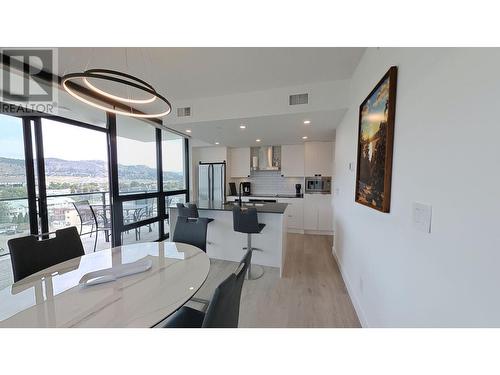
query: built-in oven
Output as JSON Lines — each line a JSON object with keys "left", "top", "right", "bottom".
{"left": 305, "top": 176, "right": 331, "bottom": 194}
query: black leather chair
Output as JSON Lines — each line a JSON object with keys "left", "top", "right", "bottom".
{"left": 172, "top": 217, "right": 210, "bottom": 252}
{"left": 8, "top": 226, "right": 85, "bottom": 282}
{"left": 164, "top": 249, "right": 252, "bottom": 328}
{"left": 232, "top": 207, "right": 265, "bottom": 280}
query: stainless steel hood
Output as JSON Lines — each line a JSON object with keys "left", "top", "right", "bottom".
{"left": 251, "top": 146, "right": 281, "bottom": 171}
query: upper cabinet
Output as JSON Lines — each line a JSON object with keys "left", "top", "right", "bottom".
{"left": 229, "top": 147, "right": 251, "bottom": 178}
{"left": 304, "top": 141, "right": 333, "bottom": 177}
{"left": 281, "top": 144, "right": 305, "bottom": 177}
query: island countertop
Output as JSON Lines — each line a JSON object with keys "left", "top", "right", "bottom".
{"left": 169, "top": 200, "right": 288, "bottom": 214}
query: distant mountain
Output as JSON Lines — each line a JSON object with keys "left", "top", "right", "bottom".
{"left": 0, "top": 157, "right": 183, "bottom": 182}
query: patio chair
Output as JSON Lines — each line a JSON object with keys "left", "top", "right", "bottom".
{"left": 72, "top": 200, "right": 111, "bottom": 252}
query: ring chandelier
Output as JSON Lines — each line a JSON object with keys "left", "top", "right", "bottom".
{"left": 62, "top": 69, "right": 171, "bottom": 118}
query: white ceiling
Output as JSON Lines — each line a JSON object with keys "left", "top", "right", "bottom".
{"left": 41, "top": 48, "right": 364, "bottom": 146}
{"left": 175, "top": 109, "right": 345, "bottom": 147}
{"left": 56, "top": 48, "right": 365, "bottom": 100}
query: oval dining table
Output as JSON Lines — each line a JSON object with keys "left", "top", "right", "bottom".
{"left": 0, "top": 241, "right": 210, "bottom": 328}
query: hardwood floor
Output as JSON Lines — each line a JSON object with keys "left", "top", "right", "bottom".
{"left": 190, "top": 233, "right": 361, "bottom": 328}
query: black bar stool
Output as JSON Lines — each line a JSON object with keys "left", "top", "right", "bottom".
{"left": 177, "top": 203, "right": 214, "bottom": 223}
{"left": 232, "top": 206, "right": 265, "bottom": 280}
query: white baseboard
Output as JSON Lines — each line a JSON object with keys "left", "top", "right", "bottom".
{"left": 332, "top": 246, "right": 369, "bottom": 327}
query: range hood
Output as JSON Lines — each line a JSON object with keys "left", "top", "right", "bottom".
{"left": 251, "top": 146, "right": 281, "bottom": 171}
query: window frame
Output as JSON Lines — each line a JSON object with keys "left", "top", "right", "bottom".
{"left": 0, "top": 103, "right": 190, "bottom": 248}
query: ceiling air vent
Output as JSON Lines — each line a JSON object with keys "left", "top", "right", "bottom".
{"left": 289, "top": 93, "right": 308, "bottom": 106}
{"left": 177, "top": 107, "right": 191, "bottom": 117}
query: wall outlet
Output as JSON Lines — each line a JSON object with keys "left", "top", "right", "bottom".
{"left": 412, "top": 202, "right": 432, "bottom": 233}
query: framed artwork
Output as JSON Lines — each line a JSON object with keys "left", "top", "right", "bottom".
{"left": 355, "top": 66, "right": 398, "bottom": 213}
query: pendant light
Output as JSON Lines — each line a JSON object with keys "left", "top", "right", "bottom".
{"left": 61, "top": 49, "right": 171, "bottom": 118}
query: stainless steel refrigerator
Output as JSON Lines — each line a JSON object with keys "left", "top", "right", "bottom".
{"left": 198, "top": 162, "right": 226, "bottom": 202}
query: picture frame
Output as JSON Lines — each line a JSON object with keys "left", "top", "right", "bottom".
{"left": 355, "top": 66, "right": 398, "bottom": 213}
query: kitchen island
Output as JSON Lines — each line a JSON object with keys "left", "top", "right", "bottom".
{"left": 168, "top": 200, "right": 288, "bottom": 277}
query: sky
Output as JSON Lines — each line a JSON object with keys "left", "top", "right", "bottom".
{"left": 0, "top": 115, "right": 184, "bottom": 172}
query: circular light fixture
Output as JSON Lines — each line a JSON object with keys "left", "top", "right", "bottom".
{"left": 240, "top": 124, "right": 246, "bottom": 129}
{"left": 256, "top": 139, "right": 261, "bottom": 142}
{"left": 302, "top": 136, "right": 308, "bottom": 140}
{"left": 215, "top": 142, "right": 220, "bottom": 145}
{"left": 186, "top": 129, "right": 192, "bottom": 133}
{"left": 304, "top": 120, "right": 311, "bottom": 124}
{"left": 61, "top": 69, "right": 172, "bottom": 118}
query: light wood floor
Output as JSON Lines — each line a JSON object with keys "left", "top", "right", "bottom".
{"left": 190, "top": 233, "right": 360, "bottom": 328}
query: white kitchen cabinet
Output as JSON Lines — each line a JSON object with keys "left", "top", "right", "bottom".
{"left": 281, "top": 144, "right": 305, "bottom": 177}
{"left": 229, "top": 147, "right": 250, "bottom": 178}
{"left": 304, "top": 194, "right": 333, "bottom": 232}
{"left": 304, "top": 141, "right": 333, "bottom": 177}
{"left": 277, "top": 198, "right": 304, "bottom": 231}
{"left": 317, "top": 196, "right": 333, "bottom": 231}
{"left": 304, "top": 194, "right": 319, "bottom": 230}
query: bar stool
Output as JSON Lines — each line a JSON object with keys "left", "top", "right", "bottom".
{"left": 177, "top": 203, "right": 214, "bottom": 223}
{"left": 232, "top": 206, "right": 265, "bottom": 280}
{"left": 176, "top": 203, "right": 199, "bottom": 219}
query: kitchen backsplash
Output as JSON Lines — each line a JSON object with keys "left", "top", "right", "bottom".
{"left": 230, "top": 170, "right": 304, "bottom": 195}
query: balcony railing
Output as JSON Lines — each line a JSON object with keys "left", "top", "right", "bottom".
{"left": 0, "top": 189, "right": 187, "bottom": 257}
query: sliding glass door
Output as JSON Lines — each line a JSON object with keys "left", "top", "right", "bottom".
{"left": 40, "top": 118, "right": 110, "bottom": 251}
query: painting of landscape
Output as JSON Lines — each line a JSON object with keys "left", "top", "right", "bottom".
{"left": 355, "top": 66, "right": 397, "bottom": 212}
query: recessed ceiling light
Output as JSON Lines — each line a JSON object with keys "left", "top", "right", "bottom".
{"left": 215, "top": 142, "right": 220, "bottom": 145}
{"left": 256, "top": 139, "right": 261, "bottom": 142}
{"left": 239, "top": 124, "right": 246, "bottom": 129}
{"left": 186, "top": 129, "right": 192, "bottom": 133}
{"left": 302, "top": 136, "right": 308, "bottom": 140}
{"left": 304, "top": 120, "right": 311, "bottom": 124}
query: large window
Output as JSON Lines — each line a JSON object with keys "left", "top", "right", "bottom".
{"left": 162, "top": 131, "right": 185, "bottom": 191}
{"left": 41, "top": 119, "right": 109, "bottom": 244}
{"left": 113, "top": 117, "right": 189, "bottom": 244}
{"left": 117, "top": 116, "right": 158, "bottom": 195}
{"left": 0, "top": 114, "right": 29, "bottom": 288}
{"left": 0, "top": 109, "right": 189, "bottom": 288}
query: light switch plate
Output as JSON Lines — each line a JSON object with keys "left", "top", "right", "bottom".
{"left": 412, "top": 202, "right": 432, "bottom": 233}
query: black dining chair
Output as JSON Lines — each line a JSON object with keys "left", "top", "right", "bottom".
{"left": 8, "top": 226, "right": 85, "bottom": 282}
{"left": 163, "top": 249, "right": 252, "bottom": 328}
{"left": 172, "top": 217, "right": 210, "bottom": 252}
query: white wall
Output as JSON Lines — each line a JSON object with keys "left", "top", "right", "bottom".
{"left": 334, "top": 48, "right": 500, "bottom": 327}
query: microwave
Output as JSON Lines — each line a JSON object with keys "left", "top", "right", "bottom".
{"left": 305, "top": 176, "right": 331, "bottom": 194}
